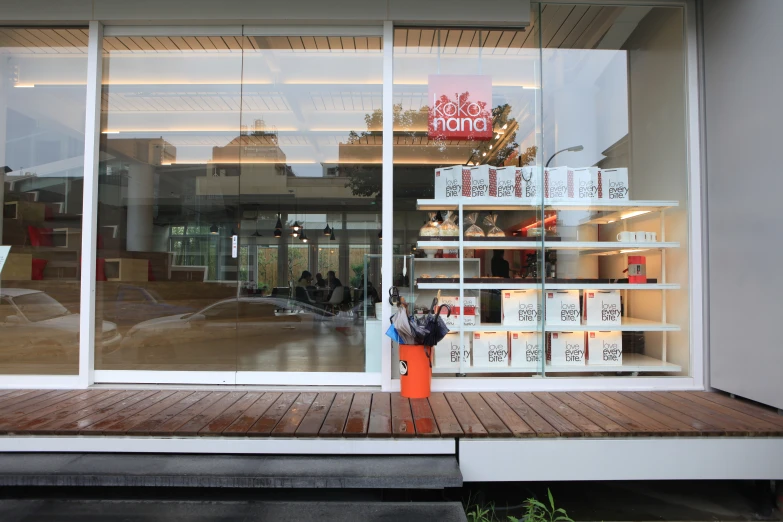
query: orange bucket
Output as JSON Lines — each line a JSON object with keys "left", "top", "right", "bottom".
{"left": 400, "top": 344, "right": 432, "bottom": 399}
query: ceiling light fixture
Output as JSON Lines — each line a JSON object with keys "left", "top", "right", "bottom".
{"left": 324, "top": 224, "right": 331, "bottom": 236}
{"left": 209, "top": 223, "right": 218, "bottom": 235}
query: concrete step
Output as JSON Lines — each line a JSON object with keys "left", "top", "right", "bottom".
{"left": 0, "top": 499, "right": 468, "bottom": 522}
{"left": 0, "top": 453, "right": 463, "bottom": 489}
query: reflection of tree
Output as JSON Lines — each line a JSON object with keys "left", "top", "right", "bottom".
{"left": 257, "top": 247, "right": 278, "bottom": 291}
{"left": 317, "top": 248, "right": 340, "bottom": 279}
{"left": 287, "top": 245, "right": 309, "bottom": 284}
{"left": 344, "top": 103, "right": 535, "bottom": 200}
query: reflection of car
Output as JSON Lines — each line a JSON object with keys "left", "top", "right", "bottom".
{"left": 120, "top": 297, "right": 321, "bottom": 361}
{"left": 0, "top": 289, "right": 122, "bottom": 362}
{"left": 102, "top": 285, "right": 195, "bottom": 332}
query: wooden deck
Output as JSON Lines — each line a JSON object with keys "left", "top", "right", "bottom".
{"left": 0, "top": 389, "right": 780, "bottom": 439}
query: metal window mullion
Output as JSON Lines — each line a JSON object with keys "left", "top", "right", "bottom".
{"left": 381, "top": 21, "right": 393, "bottom": 391}
{"left": 78, "top": 21, "right": 103, "bottom": 388}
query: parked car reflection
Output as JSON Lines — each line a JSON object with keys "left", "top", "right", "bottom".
{"left": 101, "top": 284, "right": 196, "bottom": 333}
{"left": 117, "top": 296, "right": 359, "bottom": 366}
{"left": 0, "top": 288, "right": 122, "bottom": 365}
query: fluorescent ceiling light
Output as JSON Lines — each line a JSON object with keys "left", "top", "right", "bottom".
{"left": 102, "top": 131, "right": 120, "bottom": 134}
{"left": 620, "top": 249, "right": 645, "bottom": 253}
{"left": 14, "top": 84, "right": 34, "bottom": 88}
{"left": 620, "top": 210, "right": 651, "bottom": 220}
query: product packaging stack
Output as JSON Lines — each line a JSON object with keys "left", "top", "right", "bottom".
{"left": 597, "top": 168, "right": 630, "bottom": 200}
{"left": 571, "top": 167, "right": 600, "bottom": 202}
{"left": 465, "top": 165, "right": 491, "bottom": 198}
{"left": 543, "top": 166, "right": 572, "bottom": 202}
{"left": 439, "top": 296, "right": 479, "bottom": 327}
{"left": 583, "top": 290, "right": 622, "bottom": 326}
{"left": 434, "top": 332, "right": 471, "bottom": 369}
{"left": 545, "top": 290, "right": 581, "bottom": 326}
{"left": 510, "top": 332, "right": 541, "bottom": 370}
{"left": 502, "top": 290, "right": 541, "bottom": 327}
{"left": 434, "top": 165, "right": 466, "bottom": 199}
{"left": 548, "top": 331, "right": 586, "bottom": 366}
{"left": 586, "top": 331, "right": 622, "bottom": 365}
{"left": 519, "top": 166, "right": 542, "bottom": 204}
{"left": 472, "top": 331, "right": 509, "bottom": 367}
{"left": 490, "top": 166, "right": 518, "bottom": 199}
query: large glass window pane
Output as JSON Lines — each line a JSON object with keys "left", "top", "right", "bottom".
{"left": 393, "top": 26, "right": 545, "bottom": 379}
{"left": 0, "top": 28, "right": 88, "bottom": 375}
{"left": 539, "top": 4, "right": 689, "bottom": 377}
{"left": 235, "top": 34, "right": 383, "bottom": 373}
{"left": 95, "top": 35, "right": 243, "bottom": 371}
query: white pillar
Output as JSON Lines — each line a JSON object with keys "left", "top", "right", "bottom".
{"left": 125, "top": 163, "right": 154, "bottom": 252}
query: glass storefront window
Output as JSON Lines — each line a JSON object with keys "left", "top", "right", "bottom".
{"left": 95, "top": 32, "right": 383, "bottom": 375}
{"left": 0, "top": 28, "right": 88, "bottom": 375}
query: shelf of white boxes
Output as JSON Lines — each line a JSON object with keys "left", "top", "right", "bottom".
{"left": 416, "top": 197, "right": 682, "bottom": 375}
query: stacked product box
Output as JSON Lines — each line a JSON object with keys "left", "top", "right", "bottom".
{"left": 432, "top": 165, "right": 544, "bottom": 201}
{"left": 510, "top": 332, "right": 541, "bottom": 370}
{"left": 501, "top": 289, "right": 541, "bottom": 327}
{"left": 545, "top": 290, "right": 581, "bottom": 327}
{"left": 542, "top": 166, "right": 631, "bottom": 203}
{"left": 472, "top": 331, "right": 509, "bottom": 367}
{"left": 597, "top": 168, "right": 629, "bottom": 200}
{"left": 543, "top": 166, "right": 572, "bottom": 202}
{"left": 439, "top": 296, "right": 479, "bottom": 327}
{"left": 434, "top": 165, "right": 466, "bottom": 199}
{"left": 549, "top": 331, "right": 586, "bottom": 366}
{"left": 434, "top": 332, "right": 471, "bottom": 369}
{"left": 583, "top": 289, "right": 623, "bottom": 365}
{"left": 571, "top": 167, "right": 600, "bottom": 202}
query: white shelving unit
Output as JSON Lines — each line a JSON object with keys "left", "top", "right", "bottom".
{"left": 416, "top": 197, "right": 682, "bottom": 376}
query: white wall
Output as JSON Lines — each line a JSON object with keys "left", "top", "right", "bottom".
{"left": 703, "top": 0, "right": 783, "bottom": 409}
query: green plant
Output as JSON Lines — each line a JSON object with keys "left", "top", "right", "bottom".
{"left": 509, "top": 489, "right": 574, "bottom": 522}
{"left": 465, "top": 498, "right": 498, "bottom": 522}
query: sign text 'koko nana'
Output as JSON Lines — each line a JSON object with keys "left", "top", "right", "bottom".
{"left": 428, "top": 74, "right": 493, "bottom": 141}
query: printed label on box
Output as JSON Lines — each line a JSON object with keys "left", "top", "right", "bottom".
{"left": 583, "top": 290, "right": 621, "bottom": 326}
{"left": 510, "top": 332, "right": 541, "bottom": 369}
{"left": 544, "top": 166, "right": 572, "bottom": 202}
{"left": 466, "top": 165, "right": 490, "bottom": 198}
{"left": 550, "top": 331, "right": 586, "bottom": 366}
{"left": 473, "top": 331, "right": 509, "bottom": 367}
{"left": 434, "top": 166, "right": 463, "bottom": 199}
{"left": 598, "top": 168, "right": 630, "bottom": 200}
{"left": 572, "top": 167, "right": 599, "bottom": 201}
{"left": 502, "top": 290, "right": 541, "bottom": 326}
{"left": 587, "top": 331, "right": 622, "bottom": 365}
{"left": 491, "top": 166, "right": 517, "bottom": 199}
{"left": 434, "top": 333, "right": 471, "bottom": 369}
{"left": 545, "top": 290, "right": 580, "bottom": 326}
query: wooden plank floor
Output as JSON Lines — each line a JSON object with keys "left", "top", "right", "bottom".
{"left": 0, "top": 390, "right": 780, "bottom": 439}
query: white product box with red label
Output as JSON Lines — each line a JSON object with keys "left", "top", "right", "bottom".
{"left": 519, "top": 166, "right": 542, "bottom": 204}
{"left": 545, "top": 290, "right": 581, "bottom": 326}
{"left": 472, "top": 331, "right": 509, "bottom": 367}
{"left": 544, "top": 166, "right": 573, "bottom": 202}
{"left": 587, "top": 330, "right": 622, "bottom": 365}
{"left": 550, "top": 331, "right": 586, "bottom": 366}
{"left": 510, "top": 332, "right": 541, "bottom": 370}
{"left": 502, "top": 290, "right": 541, "bottom": 327}
{"left": 598, "top": 168, "right": 630, "bottom": 201}
{"left": 490, "top": 166, "right": 517, "bottom": 199}
{"left": 439, "top": 296, "right": 479, "bottom": 327}
{"left": 434, "top": 332, "right": 471, "bottom": 369}
{"left": 583, "top": 290, "right": 622, "bottom": 326}
{"left": 571, "top": 167, "right": 600, "bottom": 201}
{"left": 464, "top": 165, "right": 490, "bottom": 198}
{"left": 434, "top": 165, "right": 464, "bottom": 200}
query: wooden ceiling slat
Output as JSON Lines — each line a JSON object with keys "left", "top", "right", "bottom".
{"left": 157, "top": 36, "right": 182, "bottom": 52}
{"left": 394, "top": 28, "right": 406, "bottom": 49}
{"left": 540, "top": 5, "right": 575, "bottom": 48}
{"left": 301, "top": 36, "right": 317, "bottom": 51}
{"left": 355, "top": 36, "right": 368, "bottom": 52}
{"left": 340, "top": 37, "right": 355, "bottom": 51}
{"left": 118, "top": 37, "right": 142, "bottom": 52}
{"left": 0, "top": 29, "right": 43, "bottom": 53}
{"left": 494, "top": 30, "right": 516, "bottom": 54}
{"left": 53, "top": 29, "right": 82, "bottom": 48}
{"left": 23, "top": 29, "right": 64, "bottom": 53}
{"left": 263, "top": 36, "right": 290, "bottom": 50}
{"left": 419, "top": 29, "right": 435, "bottom": 53}
{"left": 575, "top": 6, "right": 623, "bottom": 49}
{"left": 288, "top": 36, "right": 305, "bottom": 52}
{"left": 182, "top": 36, "right": 206, "bottom": 52}
{"left": 443, "top": 29, "right": 460, "bottom": 50}
{"left": 223, "top": 36, "right": 243, "bottom": 51}
{"left": 206, "top": 36, "right": 228, "bottom": 51}
{"left": 406, "top": 28, "right": 421, "bottom": 53}
{"left": 66, "top": 28, "right": 89, "bottom": 46}
{"left": 49, "top": 29, "right": 79, "bottom": 49}
{"left": 547, "top": 4, "right": 590, "bottom": 48}
{"left": 314, "top": 36, "right": 329, "bottom": 51}
{"left": 368, "top": 36, "right": 382, "bottom": 50}
{"left": 244, "top": 36, "right": 259, "bottom": 50}
{"left": 328, "top": 36, "right": 343, "bottom": 52}
{"left": 168, "top": 36, "right": 190, "bottom": 51}
{"left": 483, "top": 30, "right": 502, "bottom": 49}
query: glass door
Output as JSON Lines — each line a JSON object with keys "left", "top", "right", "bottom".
{"left": 235, "top": 30, "right": 384, "bottom": 383}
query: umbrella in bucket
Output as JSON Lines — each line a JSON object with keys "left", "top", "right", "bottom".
{"left": 386, "top": 287, "right": 417, "bottom": 345}
{"left": 414, "top": 298, "right": 451, "bottom": 347}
